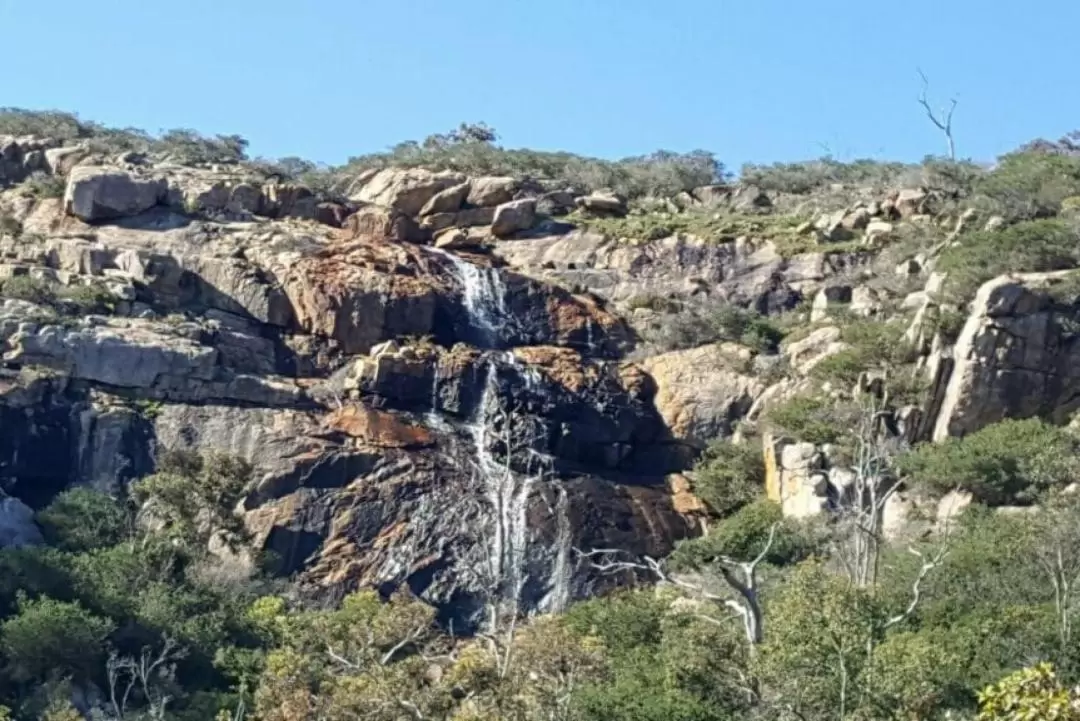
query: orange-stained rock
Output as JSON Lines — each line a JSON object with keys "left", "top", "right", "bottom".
{"left": 512, "top": 346, "right": 598, "bottom": 394}
{"left": 325, "top": 404, "right": 433, "bottom": 448}
{"left": 668, "top": 473, "right": 708, "bottom": 515}
{"left": 279, "top": 240, "right": 443, "bottom": 354}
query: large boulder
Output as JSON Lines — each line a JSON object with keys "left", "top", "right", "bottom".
{"left": 342, "top": 205, "right": 423, "bottom": 243}
{"left": 468, "top": 176, "right": 518, "bottom": 207}
{"left": 351, "top": 168, "right": 466, "bottom": 216}
{"left": 491, "top": 198, "right": 536, "bottom": 238}
{"left": 576, "top": 192, "right": 628, "bottom": 217}
{"left": 640, "top": 344, "right": 765, "bottom": 454}
{"left": 64, "top": 166, "right": 167, "bottom": 221}
{"left": 420, "top": 182, "right": 471, "bottom": 216}
{"left": 931, "top": 271, "right": 1080, "bottom": 440}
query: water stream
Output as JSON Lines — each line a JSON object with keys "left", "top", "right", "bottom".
{"left": 467, "top": 359, "right": 534, "bottom": 617}
{"left": 433, "top": 248, "right": 510, "bottom": 347}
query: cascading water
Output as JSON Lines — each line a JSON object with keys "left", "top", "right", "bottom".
{"left": 433, "top": 248, "right": 510, "bottom": 348}
{"left": 546, "top": 484, "right": 574, "bottom": 613}
{"left": 467, "top": 358, "right": 534, "bottom": 619}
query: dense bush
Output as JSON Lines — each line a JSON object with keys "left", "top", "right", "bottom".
{"left": 765, "top": 394, "right": 848, "bottom": 445}
{"left": 936, "top": 219, "right": 1080, "bottom": 301}
{"left": 672, "top": 499, "right": 819, "bottom": 568}
{"left": 740, "top": 157, "right": 914, "bottom": 194}
{"left": 975, "top": 150, "right": 1080, "bottom": 220}
{"left": 646, "top": 301, "right": 786, "bottom": 353}
{"left": 897, "top": 417, "right": 1080, "bottom": 503}
{"left": 688, "top": 440, "right": 765, "bottom": 516}
{"left": 343, "top": 123, "right": 727, "bottom": 199}
{"left": 0, "top": 276, "right": 117, "bottom": 315}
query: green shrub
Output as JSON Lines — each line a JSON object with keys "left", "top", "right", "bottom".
{"left": 689, "top": 440, "right": 765, "bottom": 516}
{"left": 344, "top": 124, "right": 726, "bottom": 199}
{"left": 897, "top": 417, "right": 1080, "bottom": 504}
{"left": 0, "top": 275, "right": 57, "bottom": 305}
{"left": 739, "top": 157, "right": 913, "bottom": 194}
{"left": 60, "top": 282, "right": 116, "bottom": 314}
{"left": 810, "top": 320, "right": 912, "bottom": 390}
{"left": 648, "top": 302, "right": 785, "bottom": 353}
{"left": 36, "top": 488, "right": 130, "bottom": 553}
{"left": 936, "top": 219, "right": 1080, "bottom": 301}
{"left": 765, "top": 394, "right": 845, "bottom": 445}
{"left": 624, "top": 294, "right": 682, "bottom": 313}
{"left": 0, "top": 214, "right": 21, "bottom": 238}
{"left": 18, "top": 171, "right": 66, "bottom": 199}
{"left": 671, "top": 499, "right": 818, "bottom": 568}
{"left": 975, "top": 151, "right": 1080, "bottom": 220}
{"left": 0, "top": 595, "right": 114, "bottom": 682}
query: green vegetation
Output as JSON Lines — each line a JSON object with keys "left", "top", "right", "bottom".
{"left": 936, "top": 219, "right": 1080, "bottom": 301}
{"left": 14, "top": 173, "right": 65, "bottom": 200}
{"left": 688, "top": 440, "right": 765, "bottom": 516}
{"left": 343, "top": 122, "right": 726, "bottom": 199}
{"left": 975, "top": 150, "right": 1080, "bottom": 221}
{"left": 898, "top": 417, "right": 1080, "bottom": 503}
{"left": 0, "top": 276, "right": 117, "bottom": 315}
{"left": 0, "top": 108, "right": 248, "bottom": 168}
{"left": 765, "top": 393, "right": 848, "bottom": 445}
{"left": 644, "top": 300, "right": 786, "bottom": 353}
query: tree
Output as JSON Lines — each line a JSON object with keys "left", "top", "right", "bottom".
{"left": 898, "top": 417, "right": 1080, "bottom": 504}
{"left": 448, "top": 615, "right": 606, "bottom": 721}
{"left": 250, "top": 590, "right": 445, "bottom": 721}
{"left": 130, "top": 449, "right": 252, "bottom": 553}
{"left": 917, "top": 68, "right": 958, "bottom": 160}
{"left": 832, "top": 397, "right": 908, "bottom": 588}
{"left": 582, "top": 509, "right": 781, "bottom": 648}
{"left": 105, "top": 637, "right": 188, "bottom": 721}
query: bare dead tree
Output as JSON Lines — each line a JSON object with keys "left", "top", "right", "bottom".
{"left": 107, "top": 637, "right": 187, "bottom": 721}
{"left": 830, "top": 398, "right": 907, "bottom": 588}
{"left": 1028, "top": 494, "right": 1080, "bottom": 651}
{"left": 917, "top": 68, "right": 958, "bottom": 160}
{"left": 579, "top": 520, "right": 779, "bottom": 648}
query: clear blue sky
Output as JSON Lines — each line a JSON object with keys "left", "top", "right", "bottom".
{"left": 3, "top": 0, "right": 1078, "bottom": 169}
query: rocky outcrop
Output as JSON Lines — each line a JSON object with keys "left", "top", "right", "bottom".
{"left": 931, "top": 271, "right": 1080, "bottom": 440}
{"left": 492, "top": 229, "right": 871, "bottom": 312}
{"left": 65, "top": 166, "right": 168, "bottom": 221}
{"left": 1, "top": 136, "right": 58, "bottom": 186}
{"left": 640, "top": 344, "right": 765, "bottom": 455}
{"left": 351, "top": 168, "right": 466, "bottom": 216}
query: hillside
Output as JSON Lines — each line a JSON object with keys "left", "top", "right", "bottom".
{"left": 2, "top": 109, "right": 1080, "bottom": 719}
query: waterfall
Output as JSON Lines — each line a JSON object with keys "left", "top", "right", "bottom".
{"left": 433, "top": 248, "right": 509, "bottom": 347}
{"left": 547, "top": 484, "right": 574, "bottom": 612}
{"left": 467, "top": 358, "right": 534, "bottom": 617}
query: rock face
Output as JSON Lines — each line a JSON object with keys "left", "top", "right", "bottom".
{"left": 0, "top": 152, "right": 743, "bottom": 629}
{"left": 492, "top": 229, "right": 871, "bottom": 312}
{"left": 931, "top": 271, "right": 1080, "bottom": 441}
{"left": 640, "top": 344, "right": 765, "bottom": 461}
